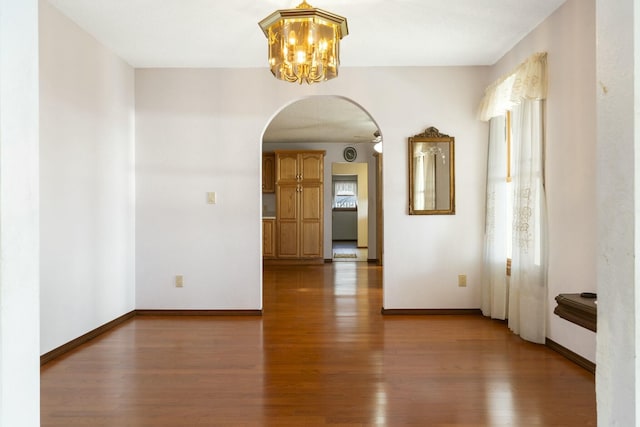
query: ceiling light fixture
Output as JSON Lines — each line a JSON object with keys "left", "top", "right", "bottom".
{"left": 259, "top": 1, "right": 348, "bottom": 84}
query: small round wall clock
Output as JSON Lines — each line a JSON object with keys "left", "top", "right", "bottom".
{"left": 343, "top": 146, "right": 357, "bottom": 162}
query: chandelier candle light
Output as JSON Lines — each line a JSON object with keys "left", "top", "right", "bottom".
{"left": 259, "top": 1, "right": 348, "bottom": 84}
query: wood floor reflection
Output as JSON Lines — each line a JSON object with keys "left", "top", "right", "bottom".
{"left": 41, "top": 263, "right": 596, "bottom": 426}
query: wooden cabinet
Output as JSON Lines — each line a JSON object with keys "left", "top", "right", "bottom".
{"left": 275, "top": 150, "right": 325, "bottom": 260}
{"left": 262, "top": 218, "right": 276, "bottom": 258}
{"left": 262, "top": 153, "right": 275, "bottom": 193}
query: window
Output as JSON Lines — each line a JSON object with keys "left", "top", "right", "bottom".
{"left": 479, "top": 53, "right": 547, "bottom": 341}
{"left": 333, "top": 179, "right": 357, "bottom": 209}
{"left": 504, "top": 102, "right": 545, "bottom": 270}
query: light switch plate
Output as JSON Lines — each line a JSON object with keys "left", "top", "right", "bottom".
{"left": 207, "top": 192, "right": 216, "bottom": 204}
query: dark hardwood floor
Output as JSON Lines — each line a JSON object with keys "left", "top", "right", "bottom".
{"left": 41, "top": 263, "right": 596, "bottom": 426}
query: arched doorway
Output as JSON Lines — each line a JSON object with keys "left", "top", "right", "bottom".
{"left": 260, "top": 95, "right": 383, "bottom": 265}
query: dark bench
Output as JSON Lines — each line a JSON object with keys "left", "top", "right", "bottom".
{"left": 554, "top": 293, "right": 597, "bottom": 332}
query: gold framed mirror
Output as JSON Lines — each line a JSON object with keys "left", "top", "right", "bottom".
{"left": 408, "top": 127, "right": 455, "bottom": 215}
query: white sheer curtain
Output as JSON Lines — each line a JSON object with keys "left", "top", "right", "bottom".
{"left": 478, "top": 52, "right": 548, "bottom": 343}
{"left": 333, "top": 181, "right": 357, "bottom": 208}
{"left": 481, "top": 116, "right": 508, "bottom": 319}
{"left": 334, "top": 181, "right": 357, "bottom": 195}
{"left": 508, "top": 100, "right": 547, "bottom": 343}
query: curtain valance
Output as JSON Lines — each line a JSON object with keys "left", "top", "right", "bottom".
{"left": 477, "top": 52, "right": 548, "bottom": 121}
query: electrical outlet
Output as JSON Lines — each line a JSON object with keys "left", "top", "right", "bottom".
{"left": 207, "top": 192, "right": 216, "bottom": 204}
{"left": 175, "top": 275, "right": 184, "bottom": 288}
{"left": 458, "top": 274, "right": 467, "bottom": 287}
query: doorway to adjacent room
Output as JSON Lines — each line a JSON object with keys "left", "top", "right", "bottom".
{"left": 331, "top": 163, "right": 368, "bottom": 262}
{"left": 260, "top": 95, "right": 383, "bottom": 270}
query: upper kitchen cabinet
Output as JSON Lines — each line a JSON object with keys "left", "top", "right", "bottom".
{"left": 275, "top": 151, "right": 324, "bottom": 184}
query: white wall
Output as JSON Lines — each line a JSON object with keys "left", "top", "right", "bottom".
{"left": 135, "top": 67, "right": 488, "bottom": 310}
{"left": 487, "top": 0, "right": 597, "bottom": 362}
{"left": 39, "top": 0, "right": 136, "bottom": 354}
{"left": 381, "top": 69, "right": 489, "bottom": 310}
{"left": 595, "top": 0, "right": 638, "bottom": 423}
{"left": 0, "top": 1, "right": 40, "bottom": 424}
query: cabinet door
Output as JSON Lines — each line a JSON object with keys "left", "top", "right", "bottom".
{"left": 274, "top": 150, "right": 325, "bottom": 259}
{"left": 300, "top": 183, "right": 323, "bottom": 258}
{"left": 276, "top": 184, "right": 299, "bottom": 258}
{"left": 299, "top": 152, "right": 324, "bottom": 182}
{"left": 262, "top": 219, "right": 276, "bottom": 258}
{"left": 276, "top": 152, "right": 299, "bottom": 183}
{"left": 262, "top": 153, "right": 275, "bottom": 193}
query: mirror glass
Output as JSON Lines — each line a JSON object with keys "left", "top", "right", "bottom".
{"left": 409, "top": 127, "right": 455, "bottom": 215}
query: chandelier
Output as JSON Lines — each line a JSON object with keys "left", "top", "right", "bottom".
{"left": 259, "top": 1, "right": 348, "bottom": 84}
